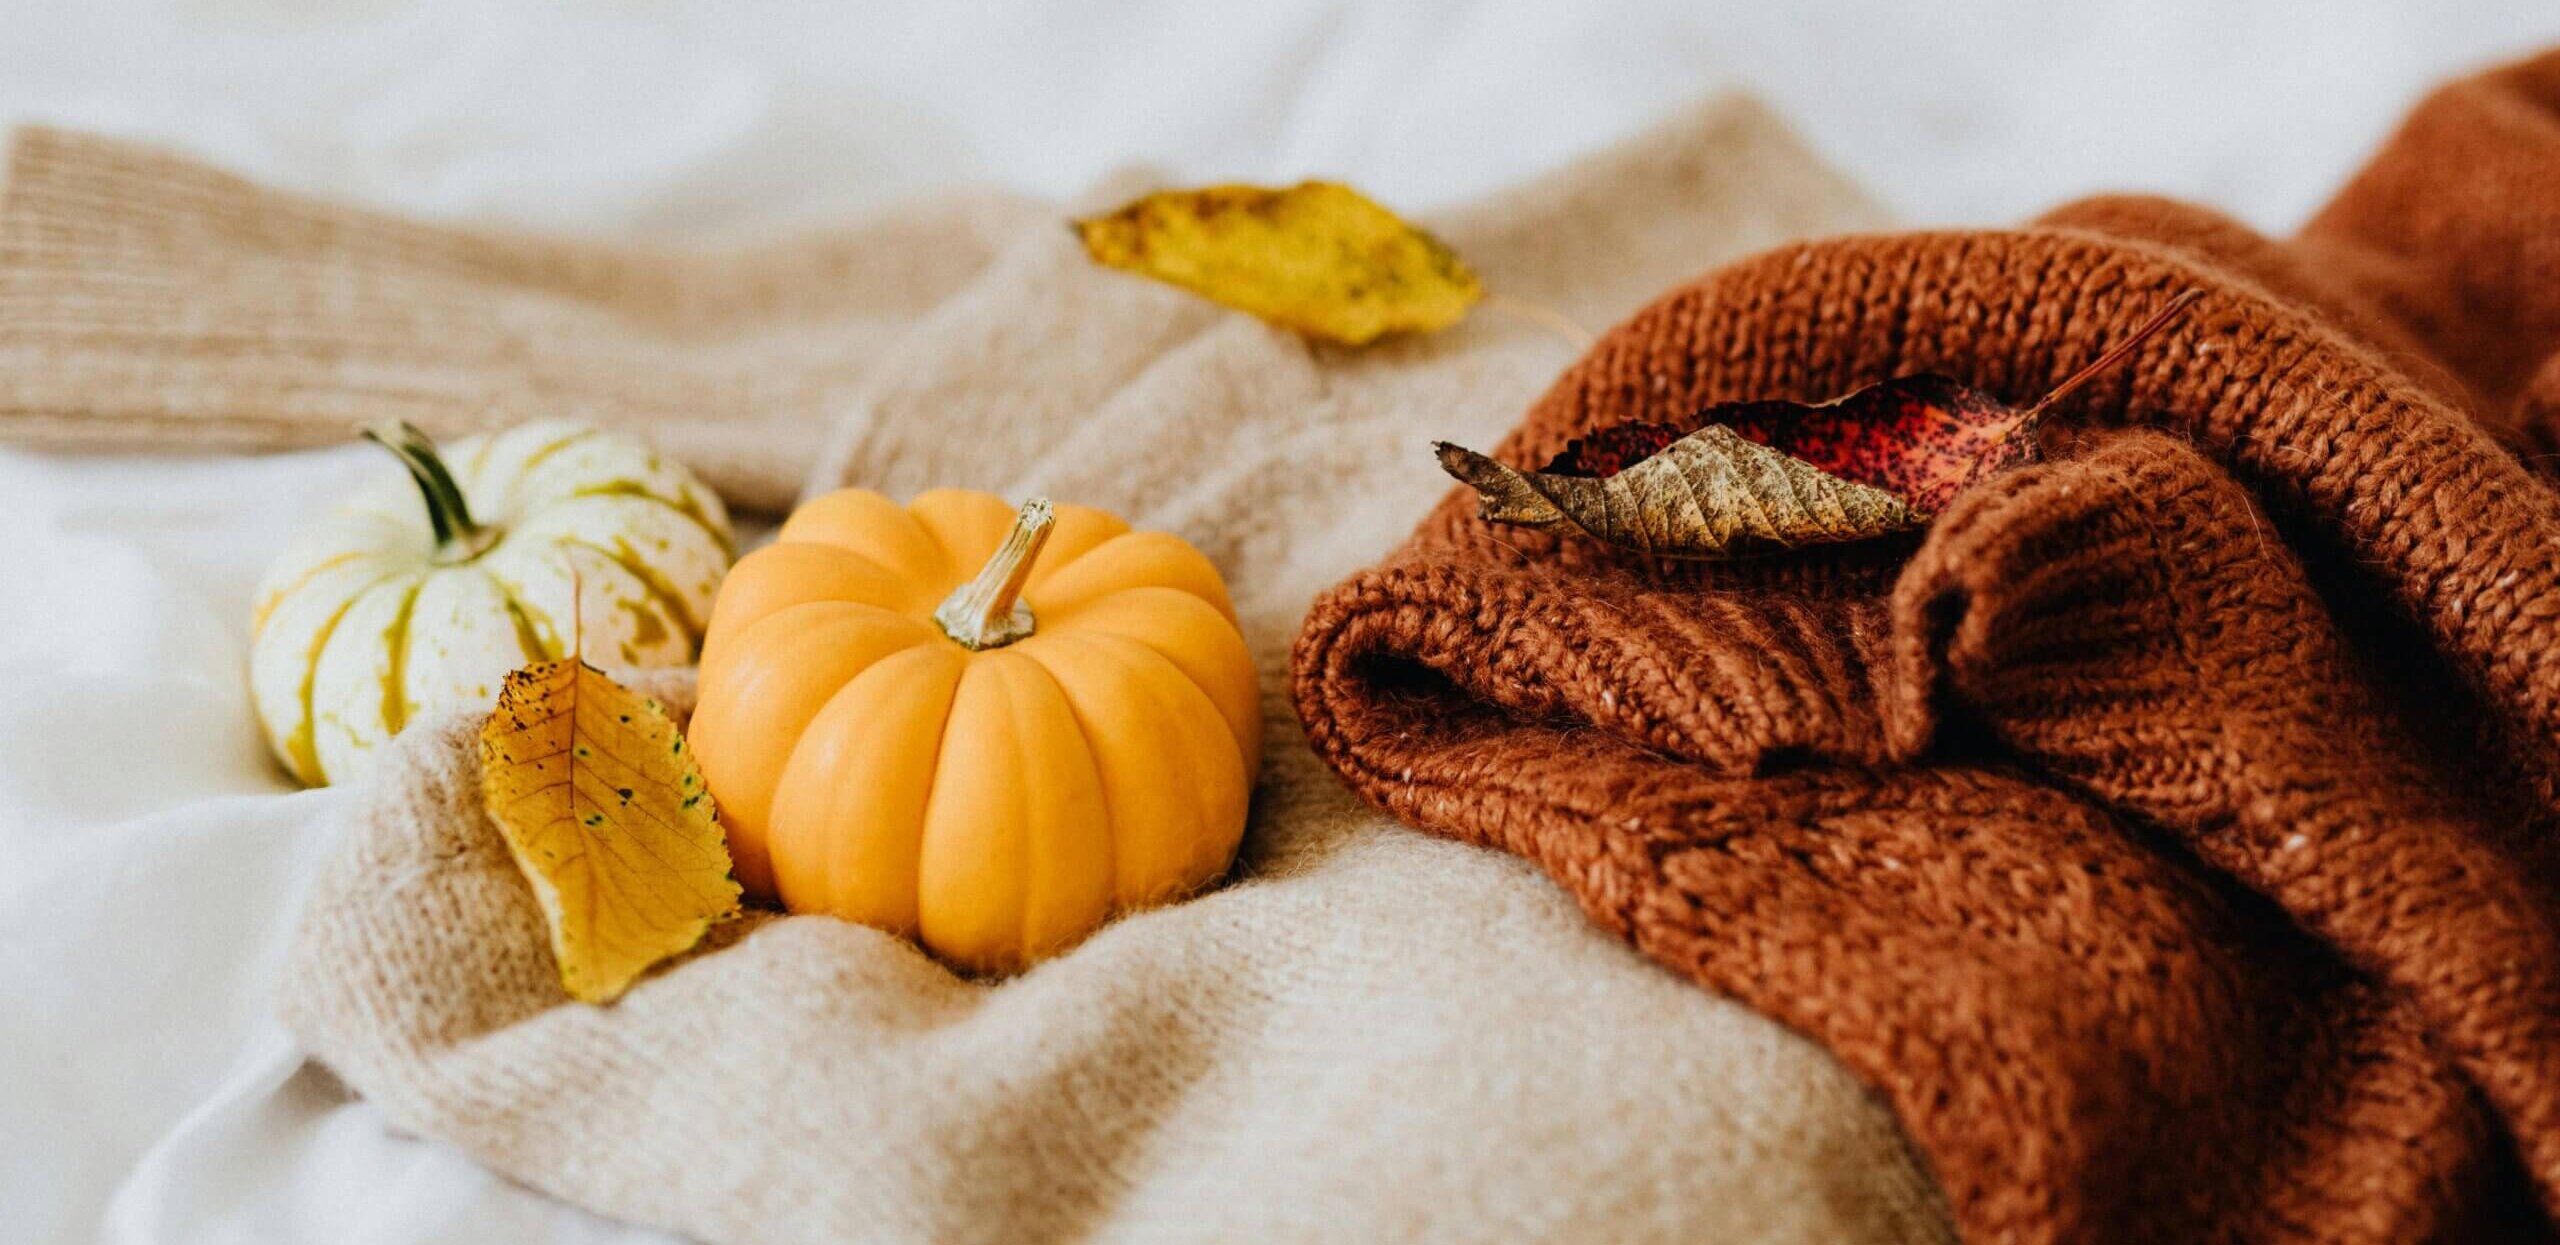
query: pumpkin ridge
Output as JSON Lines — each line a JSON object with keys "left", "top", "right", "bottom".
{"left": 565, "top": 535, "right": 701, "bottom": 651}
{"left": 908, "top": 489, "right": 1024, "bottom": 589}
{"left": 563, "top": 480, "right": 733, "bottom": 560}
{"left": 702, "top": 543, "right": 930, "bottom": 657}
{"left": 1026, "top": 532, "right": 1239, "bottom": 627}
{"left": 1013, "top": 643, "right": 1124, "bottom": 932}
{"left": 1020, "top": 505, "right": 1136, "bottom": 594}
{"left": 1026, "top": 632, "right": 1219, "bottom": 908}
{"left": 1134, "top": 645, "right": 1240, "bottom": 858}
{"left": 996, "top": 659, "right": 1044, "bottom": 967}
{"left": 1089, "top": 631, "right": 1246, "bottom": 893}
{"left": 522, "top": 491, "right": 730, "bottom": 616}
{"left": 777, "top": 490, "right": 950, "bottom": 584}
{"left": 290, "top": 566, "right": 418, "bottom": 784}
{"left": 378, "top": 575, "right": 428, "bottom": 734}
{"left": 996, "top": 653, "right": 1117, "bottom": 967}
{"left": 701, "top": 603, "right": 941, "bottom": 850}
{"left": 1040, "top": 587, "right": 1261, "bottom": 769}
{"left": 465, "top": 426, "right": 504, "bottom": 479}
{"left": 875, "top": 648, "right": 967, "bottom": 929}
{"left": 499, "top": 426, "right": 607, "bottom": 501}
{"left": 981, "top": 656, "right": 1046, "bottom": 968}
{"left": 905, "top": 653, "right": 1017, "bottom": 957}
{"left": 481, "top": 539, "right": 681, "bottom": 666}
{"left": 490, "top": 573, "right": 553, "bottom": 663}
{"left": 253, "top": 549, "right": 370, "bottom": 638}
{"left": 465, "top": 419, "right": 579, "bottom": 486}
{"left": 710, "top": 598, "right": 933, "bottom": 687}
{"left": 771, "top": 643, "right": 962, "bottom": 919}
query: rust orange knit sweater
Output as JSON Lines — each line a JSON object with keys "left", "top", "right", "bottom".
{"left": 1294, "top": 51, "right": 2560, "bottom": 1244}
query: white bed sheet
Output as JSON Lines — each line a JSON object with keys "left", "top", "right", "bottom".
{"left": 2, "top": 3, "right": 2552, "bottom": 1242}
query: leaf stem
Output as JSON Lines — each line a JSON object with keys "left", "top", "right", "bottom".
{"left": 361, "top": 421, "right": 494, "bottom": 559}
{"left": 933, "top": 498, "right": 1055, "bottom": 650}
{"left": 2023, "top": 287, "right": 2204, "bottom": 419}
{"left": 1484, "top": 293, "right": 1596, "bottom": 351}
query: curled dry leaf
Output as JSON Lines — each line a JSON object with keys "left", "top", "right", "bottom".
{"left": 1075, "top": 181, "right": 1482, "bottom": 345}
{"left": 480, "top": 659, "right": 741, "bottom": 1003}
{"left": 1438, "top": 426, "right": 1920, "bottom": 558}
{"left": 1439, "top": 289, "right": 2202, "bottom": 559}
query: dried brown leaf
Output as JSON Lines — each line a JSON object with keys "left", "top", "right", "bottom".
{"left": 1436, "top": 425, "right": 1920, "bottom": 559}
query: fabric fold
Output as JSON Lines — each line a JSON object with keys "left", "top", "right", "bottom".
{"left": 1295, "top": 48, "right": 2560, "bottom": 1245}
{"left": 205, "top": 94, "right": 1954, "bottom": 1245}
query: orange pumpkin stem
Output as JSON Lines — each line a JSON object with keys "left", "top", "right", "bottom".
{"left": 934, "top": 498, "right": 1055, "bottom": 650}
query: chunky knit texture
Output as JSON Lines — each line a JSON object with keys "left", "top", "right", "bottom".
{"left": 1295, "top": 49, "right": 2560, "bottom": 1245}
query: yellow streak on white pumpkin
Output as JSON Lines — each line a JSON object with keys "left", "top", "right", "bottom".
{"left": 569, "top": 536, "right": 701, "bottom": 654}
{"left": 566, "top": 480, "right": 734, "bottom": 558}
{"left": 252, "top": 550, "right": 368, "bottom": 638}
{"left": 378, "top": 576, "right": 429, "bottom": 735}
{"left": 286, "top": 568, "right": 416, "bottom": 784}
{"left": 480, "top": 562, "right": 567, "bottom": 661}
{"left": 512, "top": 427, "right": 605, "bottom": 483}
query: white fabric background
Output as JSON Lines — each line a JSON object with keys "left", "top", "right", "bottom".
{"left": 2, "top": 3, "right": 2552, "bottom": 1242}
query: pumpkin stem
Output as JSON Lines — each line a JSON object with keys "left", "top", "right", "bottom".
{"left": 360, "top": 420, "right": 495, "bottom": 560}
{"left": 934, "top": 498, "right": 1055, "bottom": 650}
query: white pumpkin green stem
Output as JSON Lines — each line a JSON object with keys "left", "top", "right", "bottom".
{"left": 360, "top": 421, "right": 499, "bottom": 561}
{"left": 934, "top": 498, "right": 1054, "bottom": 650}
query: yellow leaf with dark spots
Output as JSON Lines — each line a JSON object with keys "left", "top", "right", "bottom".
{"left": 480, "top": 660, "right": 740, "bottom": 1003}
{"left": 1075, "top": 181, "right": 1482, "bottom": 345}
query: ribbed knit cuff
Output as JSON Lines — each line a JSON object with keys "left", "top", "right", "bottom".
{"left": 0, "top": 125, "right": 1047, "bottom": 513}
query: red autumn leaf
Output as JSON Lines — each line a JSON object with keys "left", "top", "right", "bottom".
{"left": 1682, "top": 373, "right": 2038, "bottom": 514}
{"left": 1547, "top": 422, "right": 1685, "bottom": 478}
{"left": 1546, "top": 288, "right": 2200, "bottom": 512}
{"left": 1443, "top": 289, "right": 2200, "bottom": 559}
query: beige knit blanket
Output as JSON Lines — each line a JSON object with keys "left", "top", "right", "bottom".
{"left": 1, "top": 101, "right": 1948, "bottom": 1244}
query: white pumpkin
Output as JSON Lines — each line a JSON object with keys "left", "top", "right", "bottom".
{"left": 250, "top": 420, "right": 734, "bottom": 786}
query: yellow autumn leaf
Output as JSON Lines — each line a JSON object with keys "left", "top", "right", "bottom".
{"left": 479, "top": 660, "right": 741, "bottom": 1003}
{"left": 1075, "top": 181, "right": 1483, "bottom": 345}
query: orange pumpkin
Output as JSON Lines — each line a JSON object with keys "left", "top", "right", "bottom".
{"left": 690, "top": 489, "right": 1261, "bottom": 973}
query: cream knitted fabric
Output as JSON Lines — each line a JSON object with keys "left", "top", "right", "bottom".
{"left": 0, "top": 128, "right": 1045, "bottom": 514}
{"left": 4, "top": 100, "right": 1945, "bottom": 1243}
